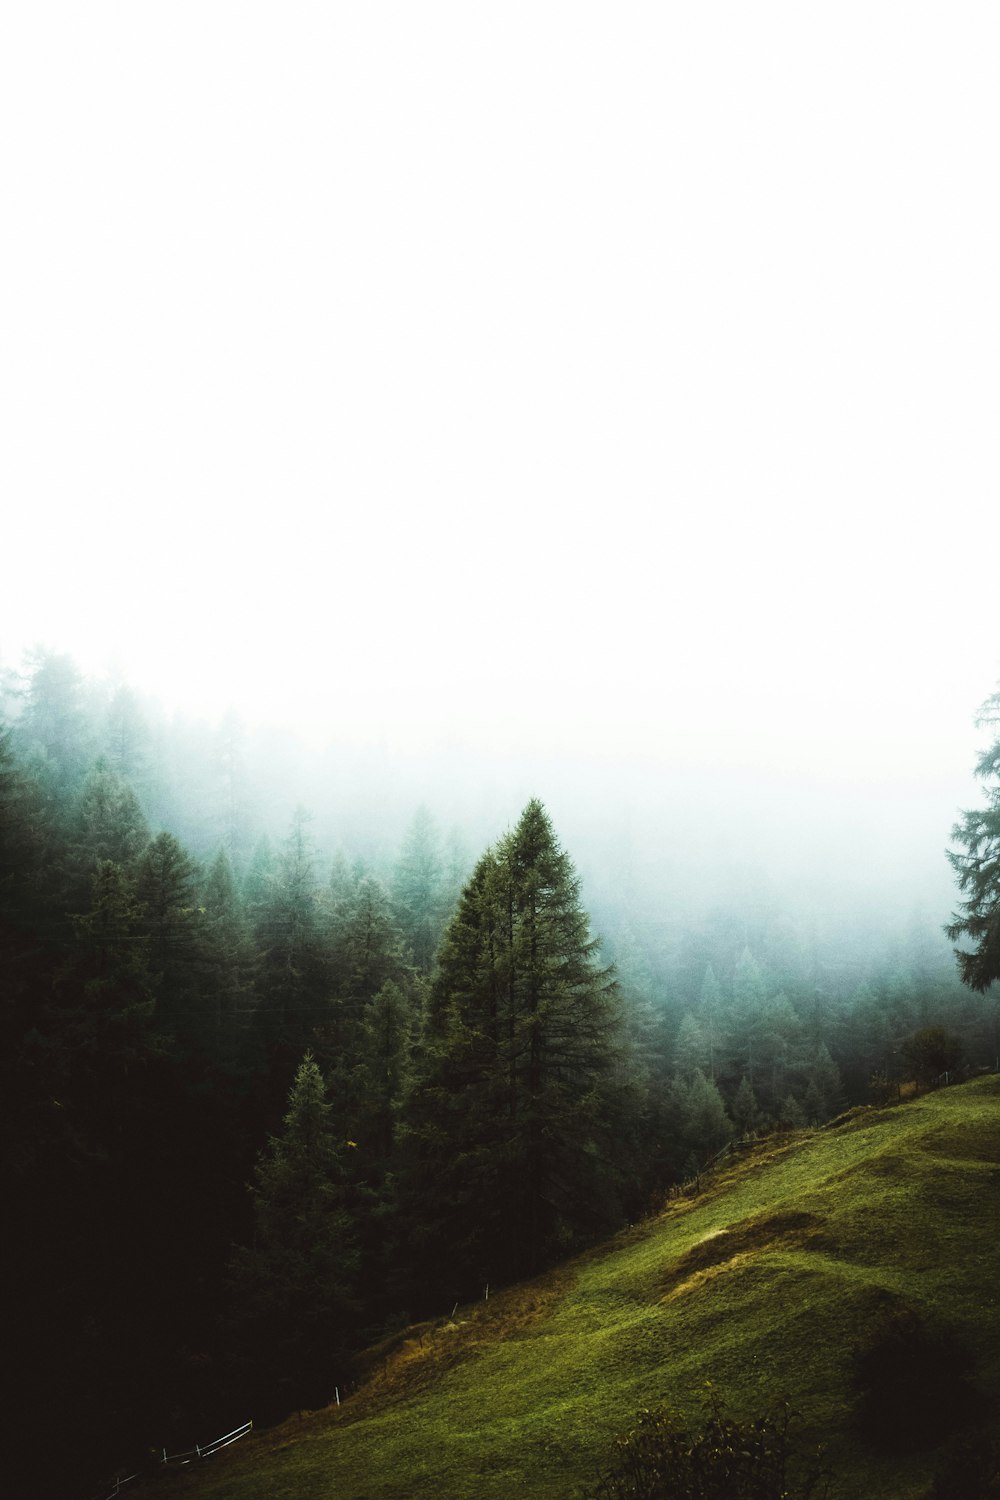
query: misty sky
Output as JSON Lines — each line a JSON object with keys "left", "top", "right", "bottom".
{"left": 3, "top": 4, "right": 999, "bottom": 897}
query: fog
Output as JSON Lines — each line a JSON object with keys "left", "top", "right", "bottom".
{"left": 4, "top": 4, "right": 1000, "bottom": 928}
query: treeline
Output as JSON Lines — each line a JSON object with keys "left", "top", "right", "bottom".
{"left": 1, "top": 650, "right": 995, "bottom": 1492}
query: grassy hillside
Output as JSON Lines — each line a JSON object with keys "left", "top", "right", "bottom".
{"left": 174, "top": 1075, "right": 1000, "bottom": 1499}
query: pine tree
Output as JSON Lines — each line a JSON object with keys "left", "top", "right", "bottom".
{"left": 805, "top": 1042, "right": 844, "bottom": 1121}
{"left": 0, "top": 722, "right": 42, "bottom": 918}
{"left": 732, "top": 1074, "right": 763, "bottom": 1137}
{"left": 404, "top": 800, "right": 626, "bottom": 1290}
{"left": 65, "top": 860, "right": 158, "bottom": 1066}
{"left": 16, "top": 649, "right": 91, "bottom": 799}
{"left": 103, "top": 685, "right": 151, "bottom": 792}
{"left": 802, "top": 1079, "right": 826, "bottom": 1126}
{"left": 779, "top": 1092, "right": 807, "bottom": 1129}
{"left": 327, "top": 848, "right": 357, "bottom": 916}
{"left": 135, "top": 831, "right": 203, "bottom": 1043}
{"left": 753, "top": 990, "right": 804, "bottom": 1116}
{"left": 338, "top": 875, "right": 407, "bottom": 1007}
{"left": 357, "top": 979, "right": 418, "bottom": 1162}
{"left": 674, "top": 1011, "right": 708, "bottom": 1078}
{"left": 948, "top": 686, "right": 1000, "bottom": 990}
{"left": 201, "top": 849, "right": 257, "bottom": 1062}
{"left": 697, "top": 963, "right": 725, "bottom": 1080}
{"left": 230, "top": 1053, "right": 359, "bottom": 1403}
{"left": 253, "top": 809, "right": 332, "bottom": 1056}
{"left": 728, "top": 948, "right": 771, "bottom": 1092}
{"left": 74, "top": 760, "right": 150, "bottom": 872}
{"left": 682, "top": 1069, "right": 733, "bottom": 1161}
{"left": 212, "top": 709, "right": 254, "bottom": 872}
{"left": 392, "top": 806, "right": 446, "bottom": 971}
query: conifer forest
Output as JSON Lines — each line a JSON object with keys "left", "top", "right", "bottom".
{"left": 3, "top": 651, "right": 999, "bottom": 1492}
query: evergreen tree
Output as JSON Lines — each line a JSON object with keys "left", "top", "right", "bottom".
{"left": 732, "top": 1074, "right": 763, "bottom": 1137}
{"left": 442, "top": 824, "right": 471, "bottom": 914}
{"left": 754, "top": 990, "right": 804, "bottom": 1116}
{"left": 358, "top": 979, "right": 418, "bottom": 1161}
{"left": 697, "top": 963, "right": 725, "bottom": 1080}
{"left": 136, "top": 831, "right": 203, "bottom": 1043}
{"left": 606, "top": 923, "right": 663, "bottom": 1068}
{"left": 338, "top": 874, "right": 408, "bottom": 1007}
{"left": 74, "top": 760, "right": 150, "bottom": 872}
{"left": 103, "top": 685, "right": 151, "bottom": 792}
{"left": 674, "top": 1010, "right": 708, "bottom": 1078}
{"left": 841, "top": 981, "right": 895, "bottom": 1098}
{"left": 392, "top": 806, "right": 446, "bottom": 971}
{"left": 404, "top": 800, "right": 627, "bottom": 1291}
{"left": 16, "top": 648, "right": 91, "bottom": 798}
{"left": 948, "top": 686, "right": 1000, "bottom": 990}
{"left": 682, "top": 1069, "right": 734, "bottom": 1162}
{"left": 779, "top": 1092, "right": 807, "bottom": 1129}
{"left": 201, "top": 848, "right": 258, "bottom": 1063}
{"left": 253, "top": 809, "right": 332, "bottom": 1058}
{"left": 0, "top": 721, "right": 43, "bottom": 920}
{"left": 802, "top": 1078, "right": 826, "bottom": 1126}
{"left": 213, "top": 709, "right": 254, "bottom": 872}
{"left": 327, "top": 848, "right": 357, "bottom": 916}
{"left": 63, "top": 859, "right": 158, "bottom": 1076}
{"left": 230, "top": 1053, "right": 359, "bottom": 1405}
{"left": 901, "top": 1025, "right": 961, "bottom": 1088}
{"left": 243, "top": 833, "right": 276, "bottom": 916}
{"left": 729, "top": 948, "right": 770, "bottom": 1090}
{"left": 805, "top": 1042, "right": 844, "bottom": 1121}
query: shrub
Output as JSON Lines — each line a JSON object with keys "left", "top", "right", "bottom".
{"left": 584, "top": 1387, "right": 831, "bottom": 1499}
{"left": 851, "top": 1305, "right": 986, "bottom": 1451}
{"left": 930, "top": 1430, "right": 1000, "bottom": 1498}
{"left": 901, "top": 1027, "right": 962, "bottom": 1088}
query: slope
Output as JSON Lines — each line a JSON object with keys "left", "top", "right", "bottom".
{"left": 174, "top": 1074, "right": 1000, "bottom": 1499}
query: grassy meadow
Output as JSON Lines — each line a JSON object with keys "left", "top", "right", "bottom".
{"left": 172, "top": 1074, "right": 1000, "bottom": 1499}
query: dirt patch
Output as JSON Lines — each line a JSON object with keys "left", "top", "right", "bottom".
{"left": 662, "top": 1210, "right": 823, "bottom": 1295}
{"left": 823, "top": 1105, "right": 892, "bottom": 1132}
{"left": 343, "top": 1263, "right": 576, "bottom": 1418}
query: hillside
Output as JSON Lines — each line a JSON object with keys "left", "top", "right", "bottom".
{"left": 173, "top": 1074, "right": 1000, "bottom": 1499}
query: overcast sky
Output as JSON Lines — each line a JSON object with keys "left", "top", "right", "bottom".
{"left": 3, "top": 3, "right": 999, "bottom": 867}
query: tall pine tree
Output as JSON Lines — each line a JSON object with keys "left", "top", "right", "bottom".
{"left": 948, "top": 685, "right": 1000, "bottom": 990}
{"left": 230, "top": 1053, "right": 359, "bottom": 1407}
{"left": 405, "top": 800, "right": 626, "bottom": 1293}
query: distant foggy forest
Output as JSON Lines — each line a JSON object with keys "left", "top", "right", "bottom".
{"left": 3, "top": 649, "right": 998, "bottom": 1493}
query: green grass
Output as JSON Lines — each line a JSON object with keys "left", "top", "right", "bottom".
{"left": 174, "top": 1075, "right": 1000, "bottom": 1499}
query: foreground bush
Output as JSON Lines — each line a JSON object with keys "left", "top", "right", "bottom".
{"left": 851, "top": 1306, "right": 987, "bottom": 1450}
{"left": 585, "top": 1388, "right": 831, "bottom": 1499}
{"left": 930, "top": 1430, "right": 1000, "bottom": 1498}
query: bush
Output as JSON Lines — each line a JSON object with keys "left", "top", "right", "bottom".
{"left": 901, "top": 1027, "right": 962, "bottom": 1088}
{"left": 584, "top": 1387, "right": 831, "bottom": 1499}
{"left": 851, "top": 1305, "right": 986, "bottom": 1450}
{"left": 930, "top": 1430, "right": 1000, "bottom": 1498}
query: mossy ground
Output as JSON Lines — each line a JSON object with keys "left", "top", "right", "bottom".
{"left": 171, "top": 1075, "right": 1000, "bottom": 1499}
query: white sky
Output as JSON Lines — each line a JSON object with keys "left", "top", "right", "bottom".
{"left": 2, "top": 3, "right": 999, "bottom": 814}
